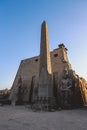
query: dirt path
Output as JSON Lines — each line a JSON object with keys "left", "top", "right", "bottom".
{"left": 0, "top": 106, "right": 87, "bottom": 130}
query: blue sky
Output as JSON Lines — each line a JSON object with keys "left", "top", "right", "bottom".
{"left": 0, "top": 0, "right": 87, "bottom": 89}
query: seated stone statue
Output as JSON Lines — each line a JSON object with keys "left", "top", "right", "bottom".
{"left": 60, "top": 67, "right": 72, "bottom": 91}
{"left": 60, "top": 67, "right": 73, "bottom": 107}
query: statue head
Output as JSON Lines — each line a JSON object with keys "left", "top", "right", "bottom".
{"left": 63, "top": 67, "right": 69, "bottom": 79}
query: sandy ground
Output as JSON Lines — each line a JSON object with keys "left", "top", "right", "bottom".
{"left": 0, "top": 106, "right": 87, "bottom": 130}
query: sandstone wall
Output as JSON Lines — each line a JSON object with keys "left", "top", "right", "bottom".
{"left": 10, "top": 46, "right": 71, "bottom": 102}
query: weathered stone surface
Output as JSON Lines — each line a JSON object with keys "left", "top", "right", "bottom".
{"left": 38, "top": 21, "right": 53, "bottom": 103}
{"left": 9, "top": 21, "right": 87, "bottom": 109}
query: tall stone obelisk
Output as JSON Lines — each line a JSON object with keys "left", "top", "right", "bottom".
{"left": 38, "top": 21, "right": 53, "bottom": 103}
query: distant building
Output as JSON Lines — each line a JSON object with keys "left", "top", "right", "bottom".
{"left": 9, "top": 21, "right": 87, "bottom": 109}
{"left": 0, "top": 88, "right": 10, "bottom": 105}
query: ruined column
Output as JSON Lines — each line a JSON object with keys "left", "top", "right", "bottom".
{"left": 38, "top": 21, "right": 53, "bottom": 104}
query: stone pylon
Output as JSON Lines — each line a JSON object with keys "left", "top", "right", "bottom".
{"left": 38, "top": 21, "right": 53, "bottom": 104}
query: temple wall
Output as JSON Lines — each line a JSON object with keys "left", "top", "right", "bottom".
{"left": 10, "top": 46, "right": 72, "bottom": 102}
{"left": 79, "top": 78, "right": 87, "bottom": 106}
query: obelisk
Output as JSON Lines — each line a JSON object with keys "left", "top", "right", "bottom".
{"left": 38, "top": 21, "right": 53, "bottom": 103}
